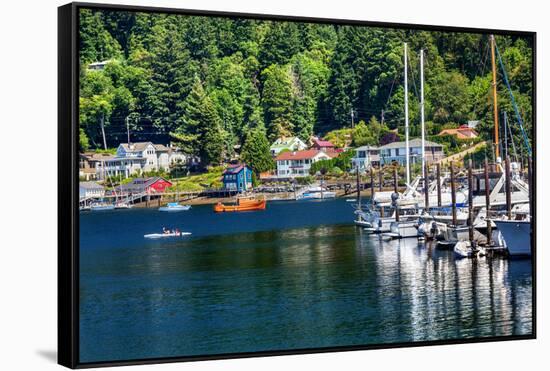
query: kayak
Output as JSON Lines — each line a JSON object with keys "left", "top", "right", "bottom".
{"left": 144, "top": 232, "right": 192, "bottom": 239}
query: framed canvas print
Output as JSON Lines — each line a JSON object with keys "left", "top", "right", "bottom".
{"left": 58, "top": 2, "right": 536, "bottom": 368}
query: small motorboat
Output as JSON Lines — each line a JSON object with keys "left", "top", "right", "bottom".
{"left": 214, "top": 197, "right": 266, "bottom": 213}
{"left": 159, "top": 202, "right": 191, "bottom": 212}
{"left": 144, "top": 231, "right": 192, "bottom": 239}
{"left": 454, "top": 240, "right": 486, "bottom": 258}
{"left": 115, "top": 202, "right": 132, "bottom": 209}
{"left": 90, "top": 203, "right": 115, "bottom": 211}
{"left": 297, "top": 186, "right": 336, "bottom": 200}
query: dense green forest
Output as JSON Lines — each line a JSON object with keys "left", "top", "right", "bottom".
{"left": 79, "top": 9, "right": 533, "bottom": 169}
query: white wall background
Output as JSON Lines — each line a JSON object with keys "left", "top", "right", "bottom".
{"left": 0, "top": 0, "right": 546, "bottom": 369}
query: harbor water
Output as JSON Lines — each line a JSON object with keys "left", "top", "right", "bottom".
{"left": 79, "top": 198, "right": 532, "bottom": 363}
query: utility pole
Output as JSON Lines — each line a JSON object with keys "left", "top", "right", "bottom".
{"left": 404, "top": 42, "right": 410, "bottom": 186}
{"left": 380, "top": 109, "right": 385, "bottom": 125}
{"left": 490, "top": 35, "right": 500, "bottom": 161}
{"left": 126, "top": 116, "right": 130, "bottom": 145}
{"left": 350, "top": 108, "right": 355, "bottom": 128}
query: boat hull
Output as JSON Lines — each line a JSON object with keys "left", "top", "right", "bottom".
{"left": 158, "top": 205, "right": 191, "bottom": 212}
{"left": 493, "top": 220, "right": 531, "bottom": 257}
{"left": 214, "top": 199, "right": 266, "bottom": 213}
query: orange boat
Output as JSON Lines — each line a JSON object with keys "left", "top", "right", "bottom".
{"left": 213, "top": 197, "right": 266, "bottom": 213}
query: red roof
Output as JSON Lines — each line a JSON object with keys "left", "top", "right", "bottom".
{"left": 438, "top": 126, "right": 478, "bottom": 139}
{"left": 313, "top": 138, "right": 335, "bottom": 148}
{"left": 276, "top": 149, "right": 326, "bottom": 161}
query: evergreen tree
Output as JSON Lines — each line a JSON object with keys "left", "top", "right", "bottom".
{"left": 261, "top": 64, "right": 294, "bottom": 140}
{"left": 79, "top": 9, "right": 122, "bottom": 63}
{"left": 240, "top": 126, "right": 274, "bottom": 174}
{"left": 172, "top": 78, "right": 225, "bottom": 166}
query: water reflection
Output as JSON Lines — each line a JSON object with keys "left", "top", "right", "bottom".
{"left": 80, "top": 204, "right": 532, "bottom": 363}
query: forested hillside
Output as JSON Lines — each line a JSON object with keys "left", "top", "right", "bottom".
{"left": 79, "top": 9, "right": 533, "bottom": 167}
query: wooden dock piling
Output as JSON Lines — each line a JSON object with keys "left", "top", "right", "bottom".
{"left": 450, "top": 161, "right": 457, "bottom": 226}
{"left": 436, "top": 163, "right": 442, "bottom": 207}
{"left": 424, "top": 163, "right": 429, "bottom": 210}
{"left": 468, "top": 159, "right": 474, "bottom": 243}
{"left": 370, "top": 166, "right": 375, "bottom": 207}
{"left": 393, "top": 167, "right": 399, "bottom": 222}
{"left": 505, "top": 156, "right": 512, "bottom": 220}
{"left": 484, "top": 159, "right": 492, "bottom": 245}
{"left": 378, "top": 165, "right": 383, "bottom": 191}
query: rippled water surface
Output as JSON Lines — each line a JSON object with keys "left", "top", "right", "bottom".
{"left": 79, "top": 199, "right": 532, "bottom": 363}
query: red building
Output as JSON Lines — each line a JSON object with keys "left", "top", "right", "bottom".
{"left": 312, "top": 138, "right": 335, "bottom": 151}
{"left": 117, "top": 177, "right": 173, "bottom": 194}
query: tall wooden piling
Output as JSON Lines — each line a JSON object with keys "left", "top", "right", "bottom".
{"left": 378, "top": 165, "right": 384, "bottom": 216}
{"left": 394, "top": 167, "right": 399, "bottom": 222}
{"left": 378, "top": 165, "right": 383, "bottom": 191}
{"left": 505, "top": 156, "right": 512, "bottom": 220}
{"left": 424, "top": 163, "right": 429, "bottom": 210}
{"left": 450, "top": 162, "right": 457, "bottom": 226}
{"left": 436, "top": 163, "right": 442, "bottom": 207}
{"left": 484, "top": 159, "right": 492, "bottom": 245}
{"left": 356, "top": 166, "right": 361, "bottom": 206}
{"left": 370, "top": 166, "right": 375, "bottom": 207}
{"left": 468, "top": 159, "right": 474, "bottom": 243}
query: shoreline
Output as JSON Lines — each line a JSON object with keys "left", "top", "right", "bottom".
{"left": 130, "top": 187, "right": 403, "bottom": 208}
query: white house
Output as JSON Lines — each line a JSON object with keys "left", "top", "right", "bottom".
{"left": 99, "top": 142, "right": 187, "bottom": 179}
{"left": 379, "top": 138, "right": 444, "bottom": 165}
{"left": 270, "top": 137, "right": 308, "bottom": 156}
{"left": 275, "top": 149, "right": 333, "bottom": 178}
{"left": 79, "top": 181, "right": 105, "bottom": 200}
{"left": 351, "top": 145, "right": 380, "bottom": 172}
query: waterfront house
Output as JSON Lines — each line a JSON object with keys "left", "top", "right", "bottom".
{"left": 222, "top": 164, "right": 253, "bottom": 192}
{"left": 311, "top": 138, "right": 335, "bottom": 152}
{"left": 117, "top": 177, "right": 173, "bottom": 195}
{"left": 438, "top": 125, "right": 479, "bottom": 139}
{"left": 379, "top": 138, "right": 444, "bottom": 165}
{"left": 270, "top": 137, "right": 308, "bottom": 156}
{"left": 99, "top": 142, "right": 187, "bottom": 179}
{"left": 79, "top": 181, "right": 105, "bottom": 200}
{"left": 275, "top": 149, "right": 333, "bottom": 178}
{"left": 79, "top": 152, "right": 112, "bottom": 180}
{"left": 351, "top": 145, "right": 380, "bottom": 172}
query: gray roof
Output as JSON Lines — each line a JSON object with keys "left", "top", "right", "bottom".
{"left": 153, "top": 144, "right": 170, "bottom": 152}
{"left": 80, "top": 181, "right": 104, "bottom": 190}
{"left": 117, "top": 177, "right": 171, "bottom": 192}
{"left": 379, "top": 138, "right": 442, "bottom": 150}
{"left": 354, "top": 145, "right": 379, "bottom": 151}
{"left": 120, "top": 142, "right": 154, "bottom": 152}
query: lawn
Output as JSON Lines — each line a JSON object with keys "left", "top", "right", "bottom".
{"left": 169, "top": 166, "right": 224, "bottom": 192}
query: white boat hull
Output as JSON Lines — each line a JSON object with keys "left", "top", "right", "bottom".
{"left": 158, "top": 205, "right": 192, "bottom": 212}
{"left": 493, "top": 220, "right": 531, "bottom": 257}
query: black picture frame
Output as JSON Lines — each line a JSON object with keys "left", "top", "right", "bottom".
{"left": 58, "top": 2, "right": 537, "bottom": 368}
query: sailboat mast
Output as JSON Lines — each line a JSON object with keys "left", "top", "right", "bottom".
{"left": 420, "top": 49, "right": 425, "bottom": 180}
{"left": 404, "top": 42, "right": 410, "bottom": 185}
{"left": 490, "top": 35, "right": 500, "bottom": 160}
